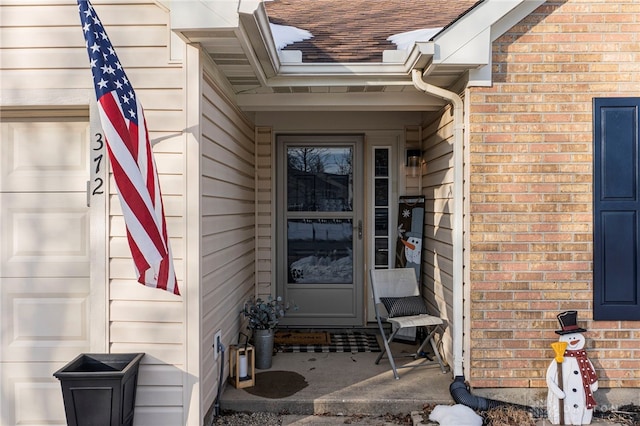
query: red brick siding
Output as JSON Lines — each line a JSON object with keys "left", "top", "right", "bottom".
{"left": 468, "top": 0, "right": 640, "bottom": 389}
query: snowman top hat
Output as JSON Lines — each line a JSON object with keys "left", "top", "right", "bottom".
{"left": 555, "top": 310, "right": 587, "bottom": 335}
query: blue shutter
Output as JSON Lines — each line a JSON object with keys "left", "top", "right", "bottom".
{"left": 593, "top": 97, "right": 640, "bottom": 320}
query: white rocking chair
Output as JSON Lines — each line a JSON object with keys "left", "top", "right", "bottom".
{"left": 369, "top": 268, "right": 447, "bottom": 379}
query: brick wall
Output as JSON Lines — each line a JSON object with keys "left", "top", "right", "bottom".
{"left": 468, "top": 0, "right": 640, "bottom": 388}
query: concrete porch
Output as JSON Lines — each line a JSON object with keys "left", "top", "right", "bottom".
{"left": 215, "top": 333, "right": 632, "bottom": 426}
{"left": 218, "top": 334, "right": 454, "bottom": 416}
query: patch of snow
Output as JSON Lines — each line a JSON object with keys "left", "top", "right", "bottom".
{"left": 269, "top": 23, "right": 313, "bottom": 50}
{"left": 387, "top": 27, "right": 443, "bottom": 51}
{"left": 289, "top": 253, "right": 353, "bottom": 284}
{"left": 429, "top": 404, "right": 483, "bottom": 426}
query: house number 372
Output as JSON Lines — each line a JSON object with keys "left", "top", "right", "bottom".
{"left": 87, "top": 131, "right": 105, "bottom": 207}
{"left": 92, "top": 132, "right": 105, "bottom": 195}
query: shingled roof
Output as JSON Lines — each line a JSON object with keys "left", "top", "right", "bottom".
{"left": 264, "top": 0, "right": 481, "bottom": 63}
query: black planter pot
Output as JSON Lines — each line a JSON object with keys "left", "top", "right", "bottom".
{"left": 53, "top": 353, "right": 144, "bottom": 426}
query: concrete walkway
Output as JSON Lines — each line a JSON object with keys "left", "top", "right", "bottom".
{"left": 277, "top": 413, "right": 627, "bottom": 425}
{"left": 278, "top": 413, "right": 627, "bottom": 425}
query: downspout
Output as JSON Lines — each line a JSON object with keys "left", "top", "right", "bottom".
{"left": 411, "top": 69, "right": 538, "bottom": 414}
{"left": 411, "top": 69, "right": 499, "bottom": 410}
{"left": 410, "top": 69, "right": 465, "bottom": 379}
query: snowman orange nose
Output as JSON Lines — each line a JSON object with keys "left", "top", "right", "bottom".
{"left": 402, "top": 240, "right": 416, "bottom": 250}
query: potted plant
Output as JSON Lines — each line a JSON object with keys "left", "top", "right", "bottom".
{"left": 241, "top": 296, "right": 294, "bottom": 369}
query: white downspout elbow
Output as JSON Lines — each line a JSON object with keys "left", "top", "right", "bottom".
{"left": 411, "top": 69, "right": 465, "bottom": 378}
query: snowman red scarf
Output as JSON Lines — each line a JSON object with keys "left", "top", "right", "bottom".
{"left": 564, "top": 349, "right": 598, "bottom": 409}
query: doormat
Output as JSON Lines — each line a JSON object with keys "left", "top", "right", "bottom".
{"left": 274, "top": 331, "right": 331, "bottom": 345}
{"left": 276, "top": 332, "right": 380, "bottom": 353}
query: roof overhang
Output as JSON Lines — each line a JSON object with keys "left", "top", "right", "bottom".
{"left": 166, "top": 0, "right": 545, "bottom": 112}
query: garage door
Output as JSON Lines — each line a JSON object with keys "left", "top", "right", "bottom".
{"left": 0, "top": 115, "right": 92, "bottom": 425}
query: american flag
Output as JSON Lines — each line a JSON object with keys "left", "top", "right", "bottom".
{"left": 78, "top": 0, "right": 179, "bottom": 295}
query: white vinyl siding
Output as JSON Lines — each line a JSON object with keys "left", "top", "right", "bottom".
{"left": 199, "top": 58, "right": 256, "bottom": 421}
{"left": 421, "top": 106, "right": 456, "bottom": 368}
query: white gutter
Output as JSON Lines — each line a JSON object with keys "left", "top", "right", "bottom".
{"left": 411, "top": 69, "right": 465, "bottom": 378}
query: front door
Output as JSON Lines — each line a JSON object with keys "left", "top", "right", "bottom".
{"left": 277, "top": 135, "right": 364, "bottom": 326}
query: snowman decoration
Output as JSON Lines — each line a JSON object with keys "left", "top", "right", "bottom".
{"left": 546, "top": 311, "right": 598, "bottom": 425}
{"left": 401, "top": 233, "right": 422, "bottom": 265}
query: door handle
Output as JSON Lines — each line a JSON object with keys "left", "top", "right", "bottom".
{"left": 357, "top": 220, "right": 363, "bottom": 240}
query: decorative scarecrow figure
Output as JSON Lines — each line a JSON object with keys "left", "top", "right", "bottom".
{"left": 546, "top": 311, "right": 598, "bottom": 425}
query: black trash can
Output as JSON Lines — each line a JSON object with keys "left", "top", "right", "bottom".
{"left": 53, "top": 353, "right": 144, "bottom": 426}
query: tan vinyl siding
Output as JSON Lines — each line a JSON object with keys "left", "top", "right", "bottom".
{"left": 0, "top": 2, "right": 174, "bottom": 91}
{"left": 98, "top": 2, "right": 187, "bottom": 424}
{"left": 199, "top": 61, "right": 256, "bottom": 417}
{"left": 256, "top": 127, "right": 274, "bottom": 299}
{"left": 421, "top": 107, "right": 455, "bottom": 368}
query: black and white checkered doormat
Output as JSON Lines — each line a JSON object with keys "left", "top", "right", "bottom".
{"left": 276, "top": 332, "right": 381, "bottom": 353}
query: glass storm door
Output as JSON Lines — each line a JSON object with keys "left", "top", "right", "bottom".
{"left": 277, "top": 135, "right": 364, "bottom": 326}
